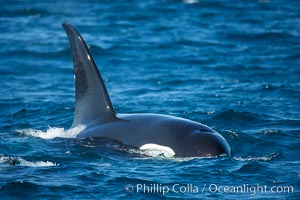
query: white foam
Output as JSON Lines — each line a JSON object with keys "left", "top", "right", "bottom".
{"left": 0, "top": 156, "right": 58, "bottom": 167}
{"left": 234, "top": 153, "right": 279, "bottom": 162}
{"left": 16, "top": 125, "right": 86, "bottom": 139}
{"left": 139, "top": 143, "right": 176, "bottom": 158}
{"left": 19, "top": 159, "right": 58, "bottom": 167}
{"left": 0, "top": 155, "right": 8, "bottom": 164}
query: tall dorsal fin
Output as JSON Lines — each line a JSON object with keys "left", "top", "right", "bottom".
{"left": 62, "top": 23, "right": 116, "bottom": 127}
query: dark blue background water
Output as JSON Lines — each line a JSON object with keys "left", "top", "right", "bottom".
{"left": 0, "top": 0, "right": 299, "bottom": 199}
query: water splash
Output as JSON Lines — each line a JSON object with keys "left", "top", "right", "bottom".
{"left": 16, "top": 125, "right": 86, "bottom": 139}
{"left": 234, "top": 152, "right": 279, "bottom": 162}
{"left": 0, "top": 155, "right": 58, "bottom": 167}
{"left": 19, "top": 159, "right": 58, "bottom": 167}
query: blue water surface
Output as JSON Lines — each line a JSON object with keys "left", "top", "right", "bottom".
{"left": 0, "top": 0, "right": 299, "bottom": 199}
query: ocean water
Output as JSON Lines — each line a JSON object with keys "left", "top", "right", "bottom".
{"left": 0, "top": 0, "right": 299, "bottom": 199}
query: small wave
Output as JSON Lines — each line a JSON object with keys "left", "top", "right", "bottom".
{"left": 258, "top": 129, "right": 282, "bottom": 135}
{"left": 0, "top": 8, "right": 48, "bottom": 17}
{"left": 16, "top": 125, "right": 86, "bottom": 139}
{"left": 183, "top": 0, "right": 199, "bottom": 4}
{"left": 213, "top": 109, "right": 255, "bottom": 119}
{"left": 234, "top": 152, "right": 279, "bottom": 162}
{"left": 222, "top": 129, "right": 240, "bottom": 139}
{"left": 1, "top": 49, "right": 70, "bottom": 58}
{"left": 0, "top": 155, "right": 58, "bottom": 167}
{"left": 224, "top": 31, "right": 297, "bottom": 42}
{"left": 210, "top": 109, "right": 278, "bottom": 123}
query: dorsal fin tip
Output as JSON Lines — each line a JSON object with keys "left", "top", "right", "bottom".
{"left": 63, "top": 23, "right": 116, "bottom": 127}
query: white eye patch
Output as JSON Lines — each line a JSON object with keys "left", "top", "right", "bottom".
{"left": 139, "top": 143, "right": 175, "bottom": 157}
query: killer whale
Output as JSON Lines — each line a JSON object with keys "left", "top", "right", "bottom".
{"left": 62, "top": 23, "right": 231, "bottom": 157}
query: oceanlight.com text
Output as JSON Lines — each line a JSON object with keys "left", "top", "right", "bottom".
{"left": 124, "top": 183, "right": 294, "bottom": 196}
